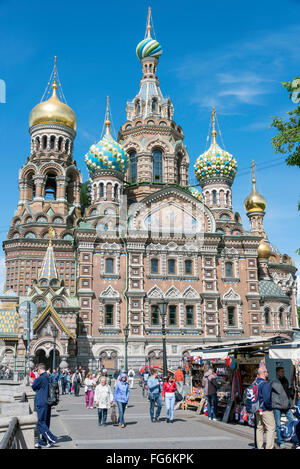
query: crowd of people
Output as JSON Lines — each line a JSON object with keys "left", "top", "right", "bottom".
{"left": 30, "top": 363, "right": 187, "bottom": 448}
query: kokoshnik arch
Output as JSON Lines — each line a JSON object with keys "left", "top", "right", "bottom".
{"left": 0, "top": 11, "right": 298, "bottom": 372}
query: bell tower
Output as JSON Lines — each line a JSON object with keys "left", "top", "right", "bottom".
{"left": 118, "top": 8, "right": 189, "bottom": 202}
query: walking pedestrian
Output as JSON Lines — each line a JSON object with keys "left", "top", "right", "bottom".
{"left": 255, "top": 367, "right": 276, "bottom": 450}
{"left": 101, "top": 368, "right": 111, "bottom": 386}
{"left": 202, "top": 367, "right": 218, "bottom": 421}
{"left": 128, "top": 368, "right": 135, "bottom": 389}
{"left": 141, "top": 368, "right": 150, "bottom": 397}
{"left": 60, "top": 369, "right": 68, "bottom": 395}
{"left": 84, "top": 372, "right": 95, "bottom": 409}
{"left": 174, "top": 367, "right": 184, "bottom": 395}
{"left": 66, "top": 371, "right": 72, "bottom": 394}
{"left": 113, "top": 373, "right": 130, "bottom": 428}
{"left": 94, "top": 376, "right": 114, "bottom": 426}
{"left": 162, "top": 374, "right": 177, "bottom": 423}
{"left": 271, "top": 366, "right": 295, "bottom": 449}
{"left": 32, "top": 363, "right": 57, "bottom": 448}
{"left": 147, "top": 369, "right": 162, "bottom": 422}
{"left": 72, "top": 369, "right": 82, "bottom": 397}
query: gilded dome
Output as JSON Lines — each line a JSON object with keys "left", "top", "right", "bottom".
{"left": 244, "top": 178, "right": 266, "bottom": 213}
{"left": 29, "top": 83, "right": 77, "bottom": 131}
{"left": 257, "top": 239, "right": 271, "bottom": 259}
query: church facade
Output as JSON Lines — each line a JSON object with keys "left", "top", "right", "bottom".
{"left": 0, "top": 16, "right": 298, "bottom": 372}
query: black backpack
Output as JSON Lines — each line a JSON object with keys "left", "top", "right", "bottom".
{"left": 47, "top": 381, "right": 60, "bottom": 406}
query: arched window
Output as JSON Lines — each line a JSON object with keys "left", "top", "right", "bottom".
{"left": 45, "top": 173, "right": 57, "bottom": 200}
{"left": 50, "top": 136, "right": 55, "bottom": 150}
{"left": 36, "top": 137, "right": 40, "bottom": 151}
{"left": 264, "top": 308, "right": 270, "bottom": 326}
{"left": 53, "top": 217, "right": 63, "bottom": 224}
{"left": 42, "top": 135, "right": 47, "bottom": 150}
{"left": 152, "top": 98, "right": 157, "bottom": 113}
{"left": 58, "top": 137, "right": 63, "bottom": 152}
{"left": 279, "top": 308, "right": 284, "bottom": 327}
{"left": 151, "top": 305, "right": 159, "bottom": 326}
{"left": 36, "top": 216, "right": 47, "bottom": 224}
{"left": 113, "top": 184, "right": 118, "bottom": 200}
{"left": 105, "top": 305, "right": 114, "bottom": 326}
{"left": 228, "top": 306, "right": 235, "bottom": 326}
{"left": 167, "top": 259, "right": 176, "bottom": 275}
{"left": 129, "top": 151, "right": 137, "bottom": 183}
{"left": 99, "top": 183, "right": 104, "bottom": 199}
{"left": 212, "top": 190, "right": 217, "bottom": 205}
{"left": 136, "top": 100, "right": 141, "bottom": 115}
{"left": 151, "top": 258, "right": 159, "bottom": 274}
{"left": 184, "top": 260, "right": 193, "bottom": 275}
{"left": 105, "top": 258, "right": 114, "bottom": 274}
{"left": 63, "top": 233, "right": 72, "bottom": 240}
{"left": 153, "top": 149, "right": 163, "bottom": 182}
{"left": 225, "top": 262, "right": 233, "bottom": 277}
{"left": 177, "top": 157, "right": 181, "bottom": 184}
{"left": 65, "top": 140, "right": 70, "bottom": 153}
{"left": 186, "top": 305, "right": 194, "bottom": 326}
{"left": 25, "top": 232, "right": 35, "bottom": 239}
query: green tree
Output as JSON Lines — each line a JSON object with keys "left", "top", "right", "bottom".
{"left": 271, "top": 77, "right": 300, "bottom": 170}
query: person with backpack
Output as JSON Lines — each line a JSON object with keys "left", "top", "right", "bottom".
{"left": 202, "top": 367, "right": 218, "bottom": 421}
{"left": 141, "top": 369, "right": 150, "bottom": 398}
{"left": 271, "top": 366, "right": 296, "bottom": 448}
{"left": 32, "top": 363, "right": 57, "bottom": 448}
{"left": 113, "top": 373, "right": 130, "bottom": 428}
{"left": 253, "top": 367, "right": 276, "bottom": 449}
{"left": 147, "top": 369, "right": 162, "bottom": 422}
{"left": 72, "top": 369, "right": 82, "bottom": 397}
{"left": 128, "top": 368, "right": 135, "bottom": 389}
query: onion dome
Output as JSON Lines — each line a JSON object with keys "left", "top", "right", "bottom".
{"left": 188, "top": 186, "right": 202, "bottom": 201}
{"left": 136, "top": 8, "right": 162, "bottom": 60}
{"left": 194, "top": 109, "right": 237, "bottom": 185}
{"left": 257, "top": 239, "right": 271, "bottom": 259}
{"left": 85, "top": 100, "right": 128, "bottom": 174}
{"left": 244, "top": 177, "right": 266, "bottom": 213}
{"left": 29, "top": 82, "right": 76, "bottom": 131}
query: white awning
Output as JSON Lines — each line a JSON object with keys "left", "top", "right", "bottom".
{"left": 269, "top": 342, "right": 300, "bottom": 360}
{"left": 202, "top": 348, "right": 232, "bottom": 360}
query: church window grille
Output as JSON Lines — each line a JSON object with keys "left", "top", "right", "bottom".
{"left": 212, "top": 190, "right": 217, "bottom": 205}
{"left": 228, "top": 306, "right": 235, "bottom": 326}
{"left": 186, "top": 305, "right": 194, "bottom": 326}
{"left": 151, "top": 258, "right": 159, "bottom": 274}
{"left": 151, "top": 305, "right": 159, "bottom": 326}
{"left": 105, "top": 258, "right": 114, "bottom": 274}
{"left": 167, "top": 259, "right": 176, "bottom": 275}
{"left": 169, "top": 305, "right": 177, "bottom": 326}
{"left": 152, "top": 149, "right": 163, "bottom": 182}
{"left": 105, "top": 305, "right": 114, "bottom": 326}
{"left": 100, "top": 183, "right": 104, "bottom": 198}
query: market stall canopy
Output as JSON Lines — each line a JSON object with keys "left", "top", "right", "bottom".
{"left": 269, "top": 341, "right": 300, "bottom": 360}
{"left": 191, "top": 348, "right": 232, "bottom": 360}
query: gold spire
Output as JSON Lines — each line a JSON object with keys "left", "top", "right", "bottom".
{"left": 146, "top": 6, "right": 152, "bottom": 38}
{"left": 244, "top": 160, "right": 267, "bottom": 213}
{"left": 48, "top": 226, "right": 55, "bottom": 246}
{"left": 105, "top": 96, "right": 111, "bottom": 135}
{"left": 211, "top": 107, "right": 217, "bottom": 144}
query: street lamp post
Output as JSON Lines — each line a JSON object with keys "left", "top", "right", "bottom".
{"left": 124, "top": 325, "right": 130, "bottom": 373}
{"left": 51, "top": 325, "right": 58, "bottom": 372}
{"left": 158, "top": 297, "right": 168, "bottom": 378}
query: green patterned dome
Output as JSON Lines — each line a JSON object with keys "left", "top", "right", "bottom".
{"left": 194, "top": 141, "right": 238, "bottom": 185}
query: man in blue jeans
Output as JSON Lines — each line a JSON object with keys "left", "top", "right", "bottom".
{"left": 32, "top": 363, "right": 57, "bottom": 448}
{"left": 202, "top": 367, "right": 218, "bottom": 421}
{"left": 147, "top": 369, "right": 162, "bottom": 422}
{"left": 271, "top": 367, "right": 295, "bottom": 449}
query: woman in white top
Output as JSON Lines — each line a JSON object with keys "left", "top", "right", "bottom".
{"left": 84, "top": 372, "right": 95, "bottom": 409}
{"left": 94, "top": 377, "right": 114, "bottom": 426}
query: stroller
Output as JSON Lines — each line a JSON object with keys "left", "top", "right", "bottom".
{"left": 280, "top": 399, "right": 300, "bottom": 449}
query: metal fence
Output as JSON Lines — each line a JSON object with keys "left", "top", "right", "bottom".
{"left": 0, "top": 417, "right": 19, "bottom": 449}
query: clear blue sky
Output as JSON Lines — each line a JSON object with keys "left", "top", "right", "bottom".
{"left": 0, "top": 0, "right": 299, "bottom": 296}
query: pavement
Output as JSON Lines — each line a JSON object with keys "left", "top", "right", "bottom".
{"left": 46, "top": 383, "right": 256, "bottom": 449}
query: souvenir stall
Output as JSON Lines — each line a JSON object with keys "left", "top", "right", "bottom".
{"left": 268, "top": 341, "right": 300, "bottom": 404}
{"left": 184, "top": 352, "right": 206, "bottom": 412}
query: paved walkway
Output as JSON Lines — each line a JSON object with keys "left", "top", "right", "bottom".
{"left": 48, "top": 383, "right": 255, "bottom": 449}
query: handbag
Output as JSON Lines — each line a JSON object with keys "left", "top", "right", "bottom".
{"left": 175, "top": 391, "right": 183, "bottom": 402}
{"left": 111, "top": 406, "right": 118, "bottom": 424}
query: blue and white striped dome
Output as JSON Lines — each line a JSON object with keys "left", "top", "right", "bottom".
{"left": 136, "top": 37, "right": 163, "bottom": 60}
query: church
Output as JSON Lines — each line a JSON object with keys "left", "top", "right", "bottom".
{"left": 0, "top": 12, "right": 298, "bottom": 372}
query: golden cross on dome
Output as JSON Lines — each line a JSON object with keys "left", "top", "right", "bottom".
{"left": 105, "top": 96, "right": 111, "bottom": 135}
{"left": 146, "top": 6, "right": 152, "bottom": 38}
{"left": 250, "top": 160, "right": 256, "bottom": 182}
{"left": 211, "top": 106, "right": 217, "bottom": 144}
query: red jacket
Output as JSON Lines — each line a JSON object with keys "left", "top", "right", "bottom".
{"left": 162, "top": 380, "right": 177, "bottom": 396}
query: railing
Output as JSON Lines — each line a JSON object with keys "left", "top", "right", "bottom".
{"left": 0, "top": 417, "right": 19, "bottom": 449}
{"left": 0, "top": 371, "right": 25, "bottom": 381}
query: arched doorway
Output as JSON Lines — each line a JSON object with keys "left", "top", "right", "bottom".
{"left": 99, "top": 351, "right": 118, "bottom": 372}
{"left": 148, "top": 350, "right": 163, "bottom": 368}
{"left": 35, "top": 349, "right": 60, "bottom": 371}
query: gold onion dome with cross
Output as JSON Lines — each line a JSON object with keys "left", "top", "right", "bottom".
{"left": 29, "top": 57, "right": 77, "bottom": 131}
{"left": 244, "top": 161, "right": 267, "bottom": 213}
